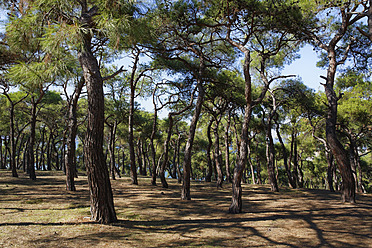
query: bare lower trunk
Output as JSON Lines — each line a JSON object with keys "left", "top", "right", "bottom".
{"left": 9, "top": 105, "right": 18, "bottom": 177}
{"left": 79, "top": 34, "right": 117, "bottom": 223}
{"left": 65, "top": 79, "right": 84, "bottom": 191}
{"left": 214, "top": 121, "right": 224, "bottom": 189}
{"left": 28, "top": 102, "right": 37, "bottom": 181}
{"left": 324, "top": 49, "right": 355, "bottom": 203}
{"left": 205, "top": 119, "right": 213, "bottom": 182}
{"left": 159, "top": 115, "right": 174, "bottom": 188}
{"left": 225, "top": 113, "right": 231, "bottom": 183}
{"left": 181, "top": 81, "right": 205, "bottom": 200}
{"left": 229, "top": 51, "right": 252, "bottom": 214}
{"left": 266, "top": 121, "right": 278, "bottom": 192}
{"left": 275, "top": 119, "right": 296, "bottom": 188}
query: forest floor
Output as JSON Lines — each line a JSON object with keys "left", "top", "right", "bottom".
{"left": 0, "top": 170, "right": 371, "bottom": 248}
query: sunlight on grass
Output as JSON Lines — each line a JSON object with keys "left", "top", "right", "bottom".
{"left": 1, "top": 170, "right": 371, "bottom": 248}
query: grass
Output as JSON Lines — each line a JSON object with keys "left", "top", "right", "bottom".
{"left": 0, "top": 170, "right": 371, "bottom": 247}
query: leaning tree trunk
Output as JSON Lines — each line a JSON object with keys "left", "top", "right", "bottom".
{"left": 65, "top": 79, "right": 84, "bottom": 191}
{"left": 159, "top": 115, "right": 174, "bottom": 188}
{"left": 324, "top": 48, "right": 355, "bottom": 203}
{"left": 150, "top": 108, "right": 158, "bottom": 185}
{"left": 275, "top": 119, "right": 296, "bottom": 188}
{"left": 78, "top": 33, "right": 117, "bottom": 223}
{"left": 265, "top": 118, "right": 279, "bottom": 192}
{"left": 181, "top": 76, "right": 205, "bottom": 200}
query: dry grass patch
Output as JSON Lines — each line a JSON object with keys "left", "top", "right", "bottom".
{"left": 0, "top": 170, "right": 371, "bottom": 247}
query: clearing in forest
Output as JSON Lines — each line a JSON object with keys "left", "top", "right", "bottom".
{"left": 0, "top": 170, "right": 371, "bottom": 248}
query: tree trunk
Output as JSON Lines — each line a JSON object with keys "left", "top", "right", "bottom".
{"left": 205, "top": 119, "right": 213, "bottom": 182}
{"left": 181, "top": 74, "right": 205, "bottom": 200}
{"left": 150, "top": 109, "right": 158, "bottom": 185}
{"left": 247, "top": 142, "right": 256, "bottom": 184}
{"left": 65, "top": 78, "right": 84, "bottom": 191}
{"left": 27, "top": 101, "right": 37, "bottom": 181}
{"left": 9, "top": 102, "right": 18, "bottom": 177}
{"left": 265, "top": 119, "right": 279, "bottom": 192}
{"left": 176, "top": 132, "right": 182, "bottom": 184}
{"left": 46, "top": 133, "right": 52, "bottom": 171}
{"left": 213, "top": 120, "right": 224, "bottom": 189}
{"left": 324, "top": 48, "right": 355, "bottom": 203}
{"left": 159, "top": 115, "right": 174, "bottom": 188}
{"left": 78, "top": 31, "right": 117, "bottom": 223}
{"left": 275, "top": 119, "right": 296, "bottom": 188}
{"left": 224, "top": 112, "right": 231, "bottom": 183}
{"left": 229, "top": 50, "right": 252, "bottom": 214}
{"left": 128, "top": 90, "right": 138, "bottom": 184}
{"left": 141, "top": 141, "right": 147, "bottom": 176}
{"left": 170, "top": 140, "right": 177, "bottom": 179}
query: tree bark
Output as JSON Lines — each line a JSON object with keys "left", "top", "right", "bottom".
{"left": 181, "top": 75, "right": 205, "bottom": 200}
{"left": 229, "top": 50, "right": 252, "bottom": 214}
{"left": 213, "top": 120, "right": 224, "bottom": 189}
{"left": 324, "top": 47, "right": 355, "bottom": 203}
{"left": 247, "top": 142, "right": 256, "bottom": 184}
{"left": 27, "top": 101, "right": 38, "bottom": 180}
{"left": 224, "top": 111, "right": 232, "bottom": 183}
{"left": 159, "top": 115, "right": 174, "bottom": 188}
{"left": 265, "top": 117, "right": 279, "bottom": 192}
{"left": 65, "top": 78, "right": 84, "bottom": 191}
{"left": 150, "top": 108, "right": 158, "bottom": 185}
{"left": 205, "top": 119, "right": 214, "bottom": 182}
{"left": 78, "top": 21, "right": 117, "bottom": 223}
{"left": 275, "top": 119, "right": 296, "bottom": 188}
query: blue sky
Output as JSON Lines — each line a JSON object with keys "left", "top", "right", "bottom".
{"left": 282, "top": 45, "right": 325, "bottom": 92}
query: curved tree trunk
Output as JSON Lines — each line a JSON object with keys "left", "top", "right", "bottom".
{"left": 265, "top": 118, "right": 279, "bottom": 192}
{"left": 324, "top": 48, "right": 355, "bottom": 203}
{"left": 79, "top": 26, "right": 117, "bottom": 223}
{"left": 275, "top": 119, "right": 296, "bottom": 188}
{"left": 159, "top": 115, "right": 174, "bottom": 188}
{"left": 181, "top": 79, "right": 205, "bottom": 200}
{"left": 65, "top": 78, "right": 84, "bottom": 191}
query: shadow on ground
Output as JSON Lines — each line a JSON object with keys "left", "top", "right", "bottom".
{"left": 0, "top": 170, "right": 371, "bottom": 248}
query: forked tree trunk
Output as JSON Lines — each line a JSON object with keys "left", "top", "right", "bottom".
{"left": 79, "top": 29, "right": 117, "bottom": 223}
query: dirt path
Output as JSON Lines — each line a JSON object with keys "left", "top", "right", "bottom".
{"left": 0, "top": 170, "right": 371, "bottom": 247}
